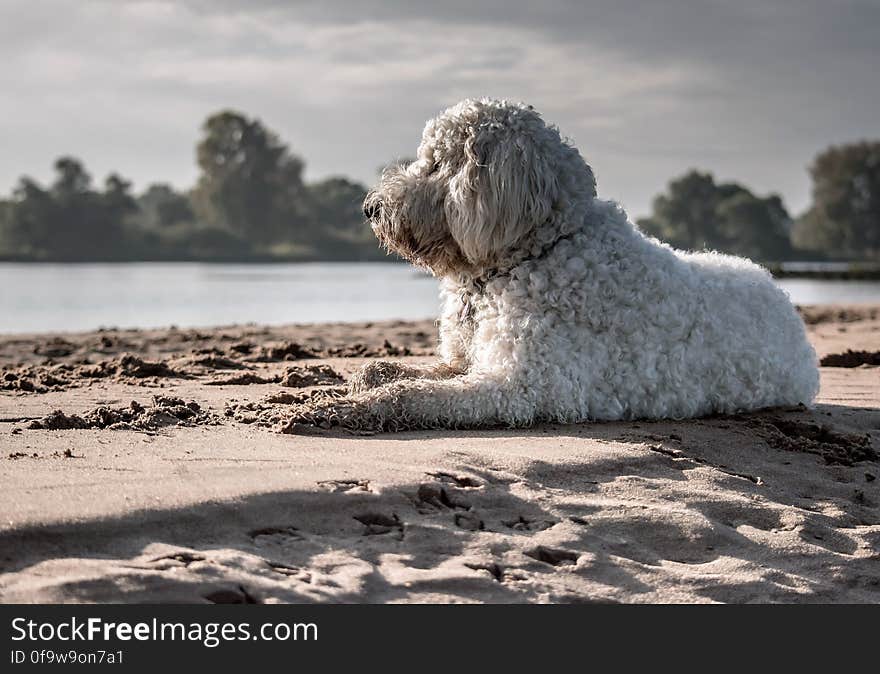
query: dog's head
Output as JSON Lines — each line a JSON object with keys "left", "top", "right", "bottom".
{"left": 364, "top": 98, "right": 596, "bottom": 276}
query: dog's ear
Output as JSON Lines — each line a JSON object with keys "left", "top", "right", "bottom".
{"left": 444, "top": 129, "right": 559, "bottom": 265}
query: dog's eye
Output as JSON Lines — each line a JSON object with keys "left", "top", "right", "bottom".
{"left": 426, "top": 162, "right": 439, "bottom": 176}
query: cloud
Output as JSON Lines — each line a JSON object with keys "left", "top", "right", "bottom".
{"left": 1, "top": 0, "right": 877, "bottom": 217}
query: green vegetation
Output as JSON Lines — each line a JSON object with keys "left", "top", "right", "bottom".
{"left": 791, "top": 141, "right": 880, "bottom": 259}
{"left": 638, "top": 141, "right": 880, "bottom": 263}
{"left": 0, "top": 112, "right": 877, "bottom": 264}
{"left": 0, "top": 111, "right": 381, "bottom": 262}
{"left": 637, "top": 171, "right": 794, "bottom": 262}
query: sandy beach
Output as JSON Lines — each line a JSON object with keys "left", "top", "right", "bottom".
{"left": 1, "top": 306, "right": 878, "bottom": 603}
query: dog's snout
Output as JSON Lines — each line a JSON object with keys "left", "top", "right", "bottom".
{"left": 363, "top": 201, "right": 382, "bottom": 220}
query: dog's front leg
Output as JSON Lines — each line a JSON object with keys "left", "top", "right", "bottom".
{"left": 284, "top": 374, "right": 526, "bottom": 432}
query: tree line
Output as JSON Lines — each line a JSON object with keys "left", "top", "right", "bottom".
{"left": 0, "top": 111, "right": 379, "bottom": 262}
{"left": 637, "top": 141, "right": 880, "bottom": 262}
{"left": 0, "top": 110, "right": 877, "bottom": 263}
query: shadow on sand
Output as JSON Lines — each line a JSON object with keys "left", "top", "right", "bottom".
{"left": 1, "top": 403, "right": 877, "bottom": 603}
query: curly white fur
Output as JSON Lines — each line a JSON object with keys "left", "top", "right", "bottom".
{"left": 291, "top": 98, "right": 819, "bottom": 432}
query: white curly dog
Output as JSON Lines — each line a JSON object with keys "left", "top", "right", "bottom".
{"left": 290, "top": 98, "right": 819, "bottom": 432}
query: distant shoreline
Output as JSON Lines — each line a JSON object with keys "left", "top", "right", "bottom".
{"left": 2, "top": 257, "right": 879, "bottom": 280}
{"left": 0, "top": 256, "right": 401, "bottom": 265}
{"left": 0, "top": 252, "right": 394, "bottom": 265}
{"left": 767, "top": 265, "right": 880, "bottom": 280}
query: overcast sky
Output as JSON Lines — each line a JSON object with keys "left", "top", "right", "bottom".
{"left": 2, "top": 0, "right": 878, "bottom": 218}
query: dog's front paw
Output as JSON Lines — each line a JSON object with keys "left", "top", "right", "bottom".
{"left": 348, "top": 360, "right": 408, "bottom": 394}
{"left": 280, "top": 397, "right": 383, "bottom": 434}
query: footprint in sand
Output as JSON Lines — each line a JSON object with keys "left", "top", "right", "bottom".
{"left": 145, "top": 551, "right": 207, "bottom": 570}
{"left": 425, "top": 471, "right": 484, "bottom": 488}
{"left": 248, "top": 526, "right": 303, "bottom": 542}
{"left": 203, "top": 586, "right": 260, "bottom": 604}
{"left": 503, "top": 515, "right": 558, "bottom": 532}
{"left": 266, "top": 562, "right": 312, "bottom": 583}
{"left": 524, "top": 546, "right": 580, "bottom": 567}
{"left": 465, "top": 561, "right": 504, "bottom": 582}
{"left": 354, "top": 512, "right": 403, "bottom": 537}
{"left": 759, "top": 418, "right": 875, "bottom": 465}
{"left": 454, "top": 512, "right": 485, "bottom": 531}
{"left": 415, "top": 482, "right": 473, "bottom": 510}
{"left": 317, "top": 479, "right": 372, "bottom": 493}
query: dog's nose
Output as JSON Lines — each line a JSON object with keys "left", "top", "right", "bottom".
{"left": 363, "top": 201, "right": 381, "bottom": 220}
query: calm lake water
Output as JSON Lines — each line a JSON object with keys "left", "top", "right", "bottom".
{"left": 1, "top": 262, "right": 878, "bottom": 334}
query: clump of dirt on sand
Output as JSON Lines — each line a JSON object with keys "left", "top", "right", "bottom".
{"left": 174, "top": 351, "right": 251, "bottom": 371}
{"left": 28, "top": 396, "right": 219, "bottom": 431}
{"left": 200, "top": 356, "right": 342, "bottom": 387}
{"left": 326, "top": 340, "right": 413, "bottom": 358}
{"left": 228, "top": 341, "right": 255, "bottom": 355}
{"left": 33, "top": 338, "right": 77, "bottom": 358}
{"left": 798, "top": 305, "right": 879, "bottom": 325}
{"left": 205, "top": 373, "right": 280, "bottom": 386}
{"left": 249, "top": 339, "right": 417, "bottom": 361}
{"left": 79, "top": 354, "right": 183, "bottom": 380}
{"left": 1, "top": 354, "right": 185, "bottom": 394}
{"left": 1, "top": 365, "right": 73, "bottom": 393}
{"left": 251, "top": 342, "right": 320, "bottom": 362}
{"left": 820, "top": 350, "right": 880, "bottom": 367}
{"left": 755, "top": 417, "right": 876, "bottom": 465}
{"left": 282, "top": 364, "right": 344, "bottom": 387}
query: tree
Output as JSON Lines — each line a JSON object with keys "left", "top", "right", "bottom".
{"left": 5, "top": 177, "right": 56, "bottom": 257}
{"left": 0, "top": 199, "right": 10, "bottom": 252}
{"left": 4, "top": 157, "right": 93, "bottom": 258}
{"left": 0, "top": 113, "right": 414, "bottom": 261}
{"left": 715, "top": 192, "right": 792, "bottom": 261}
{"left": 638, "top": 171, "right": 725, "bottom": 250}
{"left": 51, "top": 156, "right": 92, "bottom": 198}
{"left": 138, "top": 183, "right": 194, "bottom": 228}
{"left": 638, "top": 170, "right": 793, "bottom": 261}
{"left": 3, "top": 158, "right": 138, "bottom": 260}
{"left": 308, "top": 176, "right": 369, "bottom": 237}
{"left": 191, "top": 111, "right": 309, "bottom": 246}
{"left": 49, "top": 160, "right": 132, "bottom": 258}
{"left": 792, "top": 141, "right": 880, "bottom": 258}
{"left": 46, "top": 156, "right": 101, "bottom": 257}
{"left": 102, "top": 173, "right": 138, "bottom": 223}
